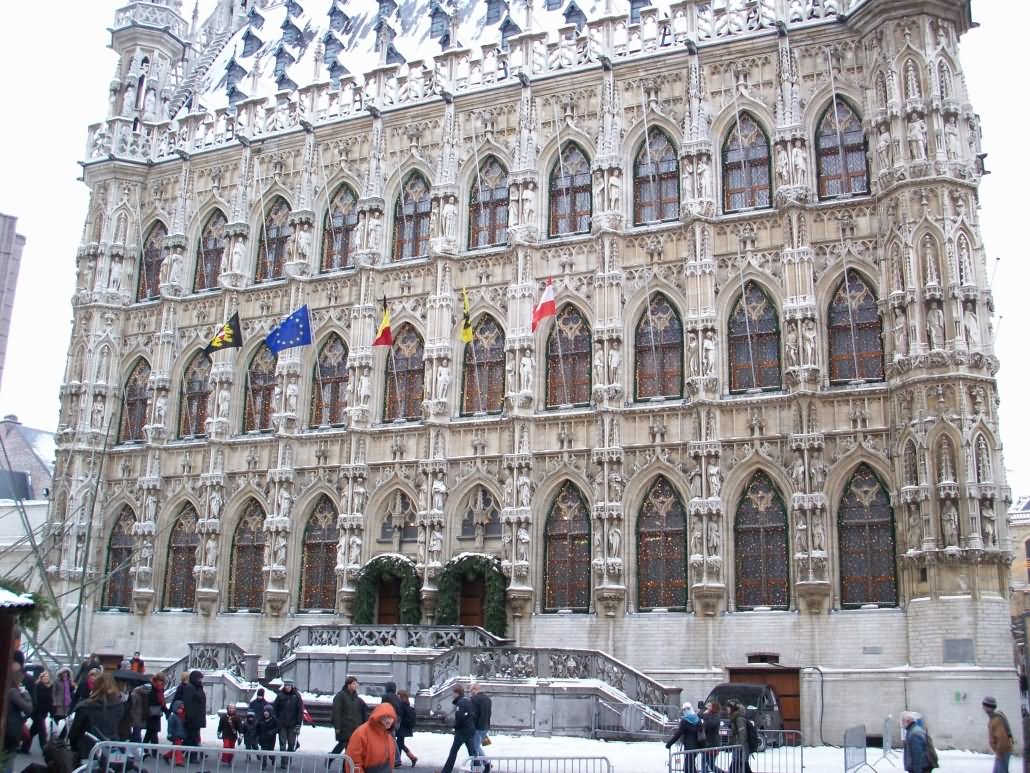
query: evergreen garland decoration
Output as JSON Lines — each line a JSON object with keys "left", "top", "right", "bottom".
{"left": 435, "top": 554, "right": 507, "bottom": 637}
{"left": 352, "top": 555, "right": 423, "bottom": 624}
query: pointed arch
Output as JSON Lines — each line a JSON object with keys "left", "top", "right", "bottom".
{"left": 728, "top": 281, "right": 780, "bottom": 392}
{"left": 956, "top": 231, "right": 975, "bottom": 285}
{"left": 384, "top": 323, "right": 425, "bottom": 422}
{"left": 637, "top": 476, "right": 688, "bottom": 610}
{"left": 838, "top": 464, "right": 898, "bottom": 608}
{"left": 392, "top": 172, "right": 432, "bottom": 260}
{"left": 310, "top": 334, "right": 349, "bottom": 427}
{"left": 119, "top": 358, "right": 152, "bottom": 443}
{"left": 936, "top": 59, "right": 953, "bottom": 100}
{"left": 903, "top": 439, "right": 919, "bottom": 487}
{"left": 195, "top": 210, "right": 227, "bottom": 291}
{"left": 299, "top": 494, "right": 340, "bottom": 611}
{"left": 462, "top": 314, "right": 505, "bottom": 415}
{"left": 162, "top": 504, "right": 199, "bottom": 609}
{"left": 633, "top": 127, "right": 679, "bottom": 225}
{"left": 549, "top": 142, "right": 592, "bottom": 237}
{"left": 244, "top": 345, "right": 278, "bottom": 432}
{"left": 902, "top": 57, "right": 923, "bottom": 100}
{"left": 734, "top": 471, "right": 789, "bottom": 610}
{"left": 460, "top": 486, "right": 502, "bottom": 539}
{"left": 469, "top": 156, "right": 509, "bottom": 249}
{"left": 228, "top": 499, "right": 266, "bottom": 611}
{"left": 546, "top": 303, "right": 592, "bottom": 407}
{"left": 179, "top": 351, "right": 212, "bottom": 438}
{"left": 255, "top": 196, "right": 292, "bottom": 282}
{"left": 380, "top": 489, "right": 419, "bottom": 543}
{"left": 722, "top": 113, "right": 771, "bottom": 212}
{"left": 827, "top": 269, "right": 884, "bottom": 384}
{"left": 137, "top": 221, "right": 166, "bottom": 301}
{"left": 102, "top": 506, "right": 136, "bottom": 609}
{"left": 634, "top": 292, "right": 683, "bottom": 400}
{"left": 815, "top": 99, "right": 869, "bottom": 199}
{"left": 543, "top": 481, "right": 591, "bottom": 613}
{"left": 975, "top": 433, "right": 993, "bottom": 483}
{"left": 321, "top": 183, "right": 359, "bottom": 272}
{"left": 936, "top": 434, "right": 957, "bottom": 483}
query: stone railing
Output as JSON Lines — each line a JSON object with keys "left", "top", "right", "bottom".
{"left": 161, "top": 642, "right": 255, "bottom": 683}
{"left": 112, "top": 2, "right": 189, "bottom": 40}
{"left": 271, "top": 625, "right": 511, "bottom": 663}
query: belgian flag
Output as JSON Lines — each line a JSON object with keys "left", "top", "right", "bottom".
{"left": 372, "top": 298, "right": 392, "bottom": 347}
{"left": 203, "top": 312, "right": 243, "bottom": 358}
{"left": 460, "top": 286, "right": 473, "bottom": 344}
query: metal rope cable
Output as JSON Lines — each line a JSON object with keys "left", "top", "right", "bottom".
{"left": 729, "top": 91, "right": 759, "bottom": 388}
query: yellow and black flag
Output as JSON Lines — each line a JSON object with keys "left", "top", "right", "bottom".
{"left": 460, "top": 286, "right": 474, "bottom": 344}
{"left": 203, "top": 312, "right": 243, "bottom": 358}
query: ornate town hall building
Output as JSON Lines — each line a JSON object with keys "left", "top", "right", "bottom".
{"left": 49, "top": 0, "right": 1014, "bottom": 747}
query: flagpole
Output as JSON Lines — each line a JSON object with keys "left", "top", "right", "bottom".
{"left": 389, "top": 346, "right": 404, "bottom": 420}
{"left": 469, "top": 328, "right": 486, "bottom": 415}
{"left": 180, "top": 370, "right": 192, "bottom": 438}
{"left": 552, "top": 311, "right": 572, "bottom": 407}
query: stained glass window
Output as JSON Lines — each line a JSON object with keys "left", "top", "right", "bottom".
{"left": 470, "top": 157, "right": 509, "bottom": 249}
{"left": 546, "top": 304, "right": 591, "bottom": 408}
{"left": 838, "top": 465, "right": 897, "bottom": 608}
{"left": 635, "top": 293, "right": 683, "bottom": 400}
{"left": 544, "top": 482, "right": 591, "bottom": 612}
{"left": 722, "top": 114, "right": 771, "bottom": 212}
{"left": 310, "top": 335, "right": 349, "bottom": 427}
{"left": 734, "top": 471, "right": 789, "bottom": 610}
{"left": 138, "top": 222, "right": 167, "bottom": 301}
{"left": 120, "top": 359, "right": 152, "bottom": 443}
{"left": 549, "top": 144, "right": 592, "bottom": 237}
{"left": 637, "top": 476, "right": 687, "bottom": 610}
{"left": 380, "top": 491, "right": 418, "bottom": 542}
{"left": 300, "top": 495, "right": 340, "bottom": 611}
{"left": 163, "top": 505, "right": 199, "bottom": 609}
{"left": 244, "top": 345, "right": 278, "bottom": 432}
{"left": 816, "top": 100, "right": 869, "bottom": 199}
{"left": 462, "top": 315, "right": 505, "bottom": 415}
{"left": 195, "top": 210, "right": 227, "bottom": 291}
{"left": 828, "top": 270, "right": 883, "bottom": 384}
{"left": 729, "top": 281, "right": 780, "bottom": 392}
{"left": 255, "top": 197, "right": 292, "bottom": 282}
{"left": 229, "top": 501, "right": 266, "bottom": 611}
{"left": 460, "top": 487, "right": 502, "bottom": 538}
{"left": 322, "top": 185, "right": 359, "bottom": 272}
{"left": 384, "top": 324, "right": 425, "bottom": 422}
{"left": 179, "top": 352, "right": 211, "bottom": 438}
{"left": 393, "top": 173, "right": 432, "bottom": 260}
{"left": 634, "top": 129, "right": 679, "bottom": 225}
{"left": 102, "top": 506, "right": 136, "bottom": 609}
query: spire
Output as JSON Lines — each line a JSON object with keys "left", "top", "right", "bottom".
{"left": 297, "top": 132, "right": 316, "bottom": 212}
{"left": 170, "top": 165, "right": 190, "bottom": 237}
{"left": 363, "top": 116, "right": 386, "bottom": 199}
{"left": 436, "top": 99, "right": 459, "bottom": 185}
{"left": 231, "top": 147, "right": 252, "bottom": 224}
{"left": 596, "top": 67, "right": 622, "bottom": 164}
{"left": 512, "top": 82, "right": 537, "bottom": 173}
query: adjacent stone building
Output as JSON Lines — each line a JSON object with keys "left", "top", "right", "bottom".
{"left": 48, "top": 0, "right": 1014, "bottom": 749}
{"left": 0, "top": 214, "right": 26, "bottom": 390}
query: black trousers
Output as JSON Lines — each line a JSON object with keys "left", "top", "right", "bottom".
{"left": 440, "top": 732, "right": 476, "bottom": 773}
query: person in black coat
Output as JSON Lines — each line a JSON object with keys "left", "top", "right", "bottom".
{"left": 439, "top": 685, "right": 477, "bottom": 773}
{"left": 470, "top": 683, "right": 492, "bottom": 772}
{"left": 256, "top": 706, "right": 280, "bottom": 769}
{"left": 395, "top": 688, "right": 418, "bottom": 767}
{"left": 271, "top": 679, "right": 304, "bottom": 762}
{"left": 667, "top": 703, "right": 704, "bottom": 753}
{"left": 381, "top": 681, "right": 405, "bottom": 766}
{"left": 250, "top": 688, "right": 271, "bottom": 718}
{"left": 28, "top": 670, "right": 55, "bottom": 752}
{"left": 698, "top": 701, "right": 723, "bottom": 773}
{"left": 179, "top": 670, "right": 207, "bottom": 748}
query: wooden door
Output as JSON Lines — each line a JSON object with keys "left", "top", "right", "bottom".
{"left": 460, "top": 577, "right": 485, "bottom": 627}
{"left": 377, "top": 578, "right": 401, "bottom": 624}
{"left": 728, "top": 667, "right": 801, "bottom": 731}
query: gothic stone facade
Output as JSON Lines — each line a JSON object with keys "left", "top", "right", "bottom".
{"left": 49, "top": 0, "right": 1014, "bottom": 750}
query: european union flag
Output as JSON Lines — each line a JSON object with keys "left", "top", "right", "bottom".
{"left": 265, "top": 305, "right": 313, "bottom": 354}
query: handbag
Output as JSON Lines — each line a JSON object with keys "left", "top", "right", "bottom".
{"left": 482, "top": 735, "right": 492, "bottom": 746}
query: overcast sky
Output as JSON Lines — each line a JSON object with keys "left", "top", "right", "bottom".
{"left": 0, "top": 2, "right": 1022, "bottom": 495}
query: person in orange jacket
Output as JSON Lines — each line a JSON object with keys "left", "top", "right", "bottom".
{"left": 346, "top": 703, "right": 397, "bottom": 773}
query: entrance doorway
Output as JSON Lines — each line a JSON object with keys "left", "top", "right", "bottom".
{"left": 377, "top": 578, "right": 401, "bottom": 624}
{"left": 728, "top": 666, "right": 801, "bottom": 731}
{"left": 460, "top": 576, "right": 485, "bottom": 627}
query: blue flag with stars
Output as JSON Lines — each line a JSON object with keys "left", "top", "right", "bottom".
{"left": 264, "top": 305, "right": 313, "bottom": 354}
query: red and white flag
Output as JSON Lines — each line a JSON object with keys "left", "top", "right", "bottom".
{"left": 531, "top": 278, "right": 556, "bottom": 332}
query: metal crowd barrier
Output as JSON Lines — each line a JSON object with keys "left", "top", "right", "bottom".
{"left": 79, "top": 740, "right": 353, "bottom": 773}
{"left": 669, "top": 744, "right": 742, "bottom": 773}
{"left": 461, "top": 756, "right": 614, "bottom": 773}
{"left": 752, "top": 730, "right": 804, "bottom": 773}
{"left": 843, "top": 724, "right": 877, "bottom": 773}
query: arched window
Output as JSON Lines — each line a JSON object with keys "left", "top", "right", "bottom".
{"left": 470, "top": 157, "right": 509, "bottom": 249}
{"left": 937, "top": 61, "right": 953, "bottom": 100}
{"left": 735, "top": 471, "right": 789, "bottom": 610}
{"left": 300, "top": 495, "right": 340, "bottom": 611}
{"left": 903, "top": 441, "right": 919, "bottom": 487}
{"left": 102, "top": 506, "right": 136, "bottom": 609}
{"left": 195, "top": 211, "right": 227, "bottom": 291}
{"left": 546, "top": 304, "right": 591, "bottom": 408}
{"left": 380, "top": 491, "right": 418, "bottom": 543}
{"left": 384, "top": 324, "right": 425, "bottom": 422}
{"left": 138, "top": 222, "right": 167, "bottom": 301}
{"left": 543, "top": 482, "right": 591, "bottom": 612}
{"left": 828, "top": 270, "right": 884, "bottom": 384}
{"left": 228, "top": 501, "right": 266, "bottom": 611}
{"left": 975, "top": 434, "right": 993, "bottom": 483}
{"left": 163, "top": 505, "right": 199, "bottom": 609}
{"left": 633, "top": 128, "right": 679, "bottom": 225}
{"left": 460, "top": 487, "right": 502, "bottom": 538}
{"left": 838, "top": 465, "right": 897, "bottom": 608}
{"left": 722, "top": 114, "right": 771, "bottom": 212}
{"left": 549, "top": 143, "right": 592, "bottom": 237}
{"left": 244, "top": 345, "right": 278, "bottom": 432}
{"left": 462, "top": 315, "right": 505, "bottom": 415}
{"left": 816, "top": 100, "right": 869, "bottom": 199}
{"left": 638, "top": 477, "right": 687, "bottom": 610}
{"left": 634, "top": 293, "right": 683, "bottom": 400}
{"left": 393, "top": 173, "right": 432, "bottom": 260}
{"left": 310, "top": 335, "right": 349, "bottom": 428}
{"left": 729, "top": 281, "right": 780, "bottom": 392}
{"left": 120, "top": 359, "right": 152, "bottom": 443}
{"left": 179, "top": 352, "right": 211, "bottom": 438}
{"left": 255, "top": 197, "right": 292, "bottom": 282}
{"left": 322, "top": 185, "right": 359, "bottom": 272}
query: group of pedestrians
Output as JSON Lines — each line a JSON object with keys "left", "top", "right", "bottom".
{"left": 665, "top": 700, "right": 750, "bottom": 773}
{"left": 329, "top": 678, "right": 418, "bottom": 772}
{"left": 898, "top": 694, "right": 1014, "bottom": 773}
{"left": 438, "top": 683, "right": 492, "bottom": 773}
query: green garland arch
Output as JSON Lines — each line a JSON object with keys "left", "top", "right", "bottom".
{"left": 352, "top": 555, "right": 423, "bottom": 624}
{"left": 435, "top": 554, "right": 507, "bottom": 637}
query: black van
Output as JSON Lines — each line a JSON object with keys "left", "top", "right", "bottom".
{"left": 702, "top": 683, "right": 785, "bottom": 751}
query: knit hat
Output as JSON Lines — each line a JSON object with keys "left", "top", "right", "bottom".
{"left": 682, "top": 702, "right": 693, "bottom": 712}
{"left": 982, "top": 696, "right": 998, "bottom": 708}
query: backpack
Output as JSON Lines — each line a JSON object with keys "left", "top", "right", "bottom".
{"left": 924, "top": 730, "right": 939, "bottom": 771}
{"left": 696, "top": 719, "right": 707, "bottom": 745}
{"left": 745, "top": 718, "right": 760, "bottom": 752}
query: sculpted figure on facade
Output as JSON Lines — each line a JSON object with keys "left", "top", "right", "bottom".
{"left": 428, "top": 526, "right": 443, "bottom": 563}
{"left": 927, "top": 302, "right": 945, "bottom": 350}
{"left": 348, "top": 533, "right": 362, "bottom": 565}
{"left": 791, "top": 139, "right": 808, "bottom": 187}
{"left": 707, "top": 464, "right": 722, "bottom": 498}
{"left": 964, "top": 306, "right": 980, "bottom": 348}
{"left": 516, "top": 525, "right": 530, "bottom": 562}
{"left": 435, "top": 362, "right": 451, "bottom": 401}
{"left": 702, "top": 331, "right": 717, "bottom": 376}
{"left": 941, "top": 500, "right": 960, "bottom": 546}
{"left": 790, "top": 450, "right": 807, "bottom": 492}
{"left": 706, "top": 520, "right": 721, "bottom": 557}
{"left": 893, "top": 308, "right": 909, "bottom": 356}
{"left": 801, "top": 319, "right": 817, "bottom": 366}
{"left": 980, "top": 501, "right": 996, "bottom": 547}
{"left": 877, "top": 124, "right": 892, "bottom": 169}
{"left": 785, "top": 323, "right": 800, "bottom": 367}
{"left": 907, "top": 113, "right": 928, "bottom": 161}
{"left": 517, "top": 473, "right": 532, "bottom": 508}
{"left": 686, "top": 333, "right": 699, "bottom": 376}
{"left": 607, "top": 526, "right": 621, "bottom": 558}
{"left": 593, "top": 346, "right": 605, "bottom": 386}
{"left": 519, "top": 351, "right": 533, "bottom": 394}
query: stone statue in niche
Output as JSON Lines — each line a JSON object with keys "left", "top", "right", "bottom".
{"left": 980, "top": 501, "right": 996, "bottom": 547}
{"left": 697, "top": 158, "right": 712, "bottom": 199}
{"left": 336, "top": 540, "right": 346, "bottom": 567}
{"left": 607, "top": 168, "right": 621, "bottom": 211}
{"left": 273, "top": 533, "right": 287, "bottom": 566}
{"left": 229, "top": 237, "right": 245, "bottom": 274}
{"left": 811, "top": 457, "right": 827, "bottom": 491}
{"left": 517, "top": 473, "right": 532, "bottom": 508}
{"left": 811, "top": 515, "right": 825, "bottom": 552}
{"left": 791, "top": 139, "right": 807, "bottom": 187}
{"left": 691, "top": 524, "right": 704, "bottom": 557}
{"left": 209, "top": 489, "right": 222, "bottom": 518}
{"left": 435, "top": 362, "right": 451, "bottom": 401}
{"left": 945, "top": 117, "right": 961, "bottom": 160}
{"left": 359, "top": 373, "right": 371, "bottom": 406}
{"left": 368, "top": 213, "right": 382, "bottom": 250}
{"left": 702, "top": 331, "right": 717, "bottom": 376}
{"left": 801, "top": 319, "right": 817, "bottom": 366}
{"left": 278, "top": 488, "right": 293, "bottom": 520}
{"left": 519, "top": 351, "right": 533, "bottom": 394}
{"left": 706, "top": 520, "right": 720, "bottom": 557}
{"left": 295, "top": 226, "right": 312, "bottom": 261}
{"left": 218, "top": 387, "right": 231, "bottom": 418}
{"left": 145, "top": 494, "right": 157, "bottom": 523}
{"left": 108, "top": 258, "right": 123, "bottom": 291}
{"left": 286, "top": 382, "right": 299, "bottom": 414}
{"left": 907, "top": 113, "right": 927, "bottom": 161}
{"left": 785, "top": 323, "right": 799, "bottom": 367}
{"left": 941, "top": 500, "right": 959, "bottom": 546}
{"left": 893, "top": 308, "right": 909, "bottom": 356}
{"left": 348, "top": 533, "right": 362, "bottom": 565}
{"left": 516, "top": 525, "right": 530, "bottom": 562}
{"left": 907, "top": 505, "right": 921, "bottom": 548}
{"left": 432, "top": 475, "right": 447, "bottom": 512}
{"left": 877, "top": 124, "right": 892, "bottom": 169}
{"left": 789, "top": 451, "right": 807, "bottom": 491}
{"left": 607, "top": 526, "right": 621, "bottom": 558}
{"left": 593, "top": 347, "right": 605, "bottom": 386}
{"left": 442, "top": 196, "right": 457, "bottom": 239}
{"left": 353, "top": 484, "right": 367, "bottom": 514}
{"left": 776, "top": 145, "right": 790, "bottom": 187}
{"left": 927, "top": 302, "right": 945, "bottom": 350}
{"left": 707, "top": 464, "right": 722, "bottom": 498}
{"left": 428, "top": 527, "right": 443, "bottom": 563}
{"left": 607, "top": 344, "right": 621, "bottom": 385}
{"left": 794, "top": 514, "right": 808, "bottom": 555}
{"left": 205, "top": 535, "right": 218, "bottom": 567}
{"left": 154, "top": 394, "right": 167, "bottom": 425}
{"left": 963, "top": 306, "right": 980, "bottom": 348}
{"left": 686, "top": 333, "right": 699, "bottom": 376}
{"left": 522, "top": 184, "right": 536, "bottom": 224}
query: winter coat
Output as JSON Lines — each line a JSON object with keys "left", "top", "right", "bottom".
{"left": 180, "top": 670, "right": 207, "bottom": 731}
{"left": 218, "top": 713, "right": 242, "bottom": 743}
{"left": 32, "top": 680, "right": 55, "bottom": 721}
{"left": 471, "top": 693, "right": 492, "bottom": 732}
{"left": 700, "top": 710, "right": 721, "bottom": 749}
{"left": 242, "top": 716, "right": 259, "bottom": 748}
{"left": 167, "top": 707, "right": 187, "bottom": 743}
{"left": 272, "top": 688, "right": 304, "bottom": 728}
{"left": 667, "top": 713, "right": 703, "bottom": 750}
{"left": 73, "top": 675, "right": 94, "bottom": 706}
{"left": 5, "top": 685, "right": 33, "bottom": 751}
{"left": 256, "top": 712, "right": 279, "bottom": 750}
{"left": 988, "top": 710, "right": 1013, "bottom": 756}
{"left": 730, "top": 709, "right": 750, "bottom": 756}
{"left": 346, "top": 703, "right": 397, "bottom": 773}
{"left": 331, "top": 688, "right": 367, "bottom": 743}
{"left": 128, "top": 685, "right": 151, "bottom": 728}
{"left": 249, "top": 697, "right": 271, "bottom": 717}
{"left": 52, "top": 669, "right": 74, "bottom": 717}
{"left": 129, "top": 657, "right": 145, "bottom": 674}
{"left": 903, "top": 723, "right": 928, "bottom": 773}
{"left": 69, "top": 696, "right": 126, "bottom": 746}
{"left": 452, "top": 694, "right": 476, "bottom": 736}
{"left": 148, "top": 678, "right": 167, "bottom": 718}
{"left": 381, "top": 686, "right": 403, "bottom": 726}
{"left": 397, "top": 702, "right": 416, "bottom": 738}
